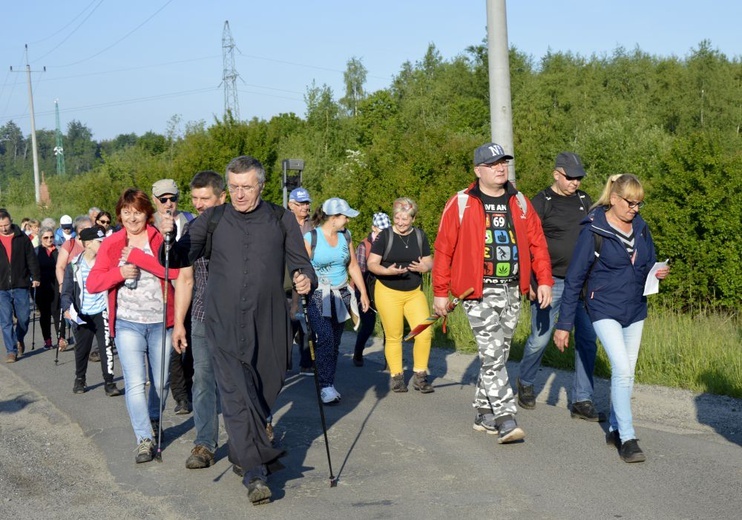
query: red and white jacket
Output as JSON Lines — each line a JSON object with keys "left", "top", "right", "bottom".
{"left": 433, "top": 181, "right": 553, "bottom": 300}
{"left": 87, "top": 225, "right": 179, "bottom": 337}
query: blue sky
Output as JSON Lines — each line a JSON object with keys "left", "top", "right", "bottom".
{"left": 1, "top": 0, "right": 740, "bottom": 141}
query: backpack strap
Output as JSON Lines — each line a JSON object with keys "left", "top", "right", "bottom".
{"left": 514, "top": 191, "right": 528, "bottom": 218}
{"left": 382, "top": 226, "right": 394, "bottom": 262}
{"left": 310, "top": 227, "right": 351, "bottom": 265}
{"left": 457, "top": 189, "right": 528, "bottom": 221}
{"left": 203, "top": 204, "right": 227, "bottom": 260}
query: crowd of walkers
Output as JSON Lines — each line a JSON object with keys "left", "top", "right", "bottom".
{"left": 0, "top": 144, "right": 670, "bottom": 504}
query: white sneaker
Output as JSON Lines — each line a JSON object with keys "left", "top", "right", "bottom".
{"left": 320, "top": 385, "right": 341, "bottom": 404}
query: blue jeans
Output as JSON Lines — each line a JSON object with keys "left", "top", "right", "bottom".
{"left": 519, "top": 278, "right": 598, "bottom": 402}
{"left": 592, "top": 319, "right": 645, "bottom": 443}
{"left": 0, "top": 288, "right": 31, "bottom": 354}
{"left": 191, "top": 318, "right": 219, "bottom": 451}
{"left": 115, "top": 319, "right": 172, "bottom": 444}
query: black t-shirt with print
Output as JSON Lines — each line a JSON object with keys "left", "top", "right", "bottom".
{"left": 370, "top": 227, "right": 431, "bottom": 292}
{"left": 480, "top": 192, "right": 519, "bottom": 285}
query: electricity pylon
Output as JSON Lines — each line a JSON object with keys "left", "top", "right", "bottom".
{"left": 222, "top": 20, "right": 241, "bottom": 121}
{"left": 54, "top": 99, "right": 66, "bottom": 176}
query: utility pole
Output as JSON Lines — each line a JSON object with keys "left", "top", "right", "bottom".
{"left": 486, "top": 0, "right": 516, "bottom": 184}
{"left": 54, "top": 99, "right": 66, "bottom": 176}
{"left": 10, "top": 45, "right": 45, "bottom": 204}
{"left": 222, "top": 21, "right": 241, "bottom": 120}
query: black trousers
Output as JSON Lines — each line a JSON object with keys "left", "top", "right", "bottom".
{"left": 169, "top": 309, "right": 193, "bottom": 402}
{"left": 72, "top": 311, "right": 115, "bottom": 382}
{"left": 35, "top": 285, "right": 61, "bottom": 342}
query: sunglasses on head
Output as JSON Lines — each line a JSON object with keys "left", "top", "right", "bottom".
{"left": 158, "top": 196, "right": 178, "bottom": 204}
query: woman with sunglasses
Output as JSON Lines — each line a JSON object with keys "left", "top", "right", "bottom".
{"left": 554, "top": 174, "right": 669, "bottom": 464}
{"left": 95, "top": 211, "right": 114, "bottom": 236}
{"left": 35, "top": 227, "right": 62, "bottom": 349}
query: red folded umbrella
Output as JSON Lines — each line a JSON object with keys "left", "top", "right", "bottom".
{"left": 404, "top": 288, "right": 474, "bottom": 341}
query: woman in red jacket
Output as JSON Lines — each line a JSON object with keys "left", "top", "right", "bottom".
{"left": 87, "top": 188, "right": 178, "bottom": 464}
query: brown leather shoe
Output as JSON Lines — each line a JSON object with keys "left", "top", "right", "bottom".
{"left": 185, "top": 445, "right": 215, "bottom": 469}
{"left": 5, "top": 353, "right": 17, "bottom": 363}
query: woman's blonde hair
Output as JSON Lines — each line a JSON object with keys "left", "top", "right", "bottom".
{"left": 592, "top": 174, "right": 644, "bottom": 210}
{"left": 392, "top": 197, "right": 418, "bottom": 218}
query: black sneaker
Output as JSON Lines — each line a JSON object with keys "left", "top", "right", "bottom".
{"left": 104, "top": 382, "right": 122, "bottom": 397}
{"left": 619, "top": 439, "right": 646, "bottom": 463}
{"left": 606, "top": 430, "right": 621, "bottom": 449}
{"left": 174, "top": 399, "right": 192, "bottom": 415}
{"left": 571, "top": 400, "right": 607, "bottom": 422}
{"left": 352, "top": 355, "right": 364, "bottom": 367}
{"left": 73, "top": 378, "right": 86, "bottom": 394}
{"left": 135, "top": 438, "right": 155, "bottom": 463}
{"left": 516, "top": 378, "right": 536, "bottom": 410}
{"left": 185, "top": 445, "right": 215, "bottom": 469}
{"left": 247, "top": 477, "right": 272, "bottom": 505}
{"left": 390, "top": 374, "right": 408, "bottom": 393}
{"left": 412, "top": 371, "right": 434, "bottom": 393}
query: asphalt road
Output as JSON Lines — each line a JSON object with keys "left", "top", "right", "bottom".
{"left": 1, "top": 320, "right": 740, "bottom": 520}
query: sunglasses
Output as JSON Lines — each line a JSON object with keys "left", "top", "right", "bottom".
{"left": 97, "top": 219, "right": 111, "bottom": 225}
{"left": 158, "top": 196, "right": 178, "bottom": 204}
{"left": 42, "top": 236, "right": 54, "bottom": 240}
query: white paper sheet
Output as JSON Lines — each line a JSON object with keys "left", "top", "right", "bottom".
{"left": 643, "top": 260, "right": 669, "bottom": 296}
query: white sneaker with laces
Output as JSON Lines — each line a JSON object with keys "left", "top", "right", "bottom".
{"left": 320, "top": 385, "right": 341, "bottom": 404}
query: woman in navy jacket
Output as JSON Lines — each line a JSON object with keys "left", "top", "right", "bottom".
{"left": 554, "top": 174, "right": 669, "bottom": 463}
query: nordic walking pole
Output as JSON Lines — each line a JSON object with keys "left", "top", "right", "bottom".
{"left": 300, "top": 293, "right": 337, "bottom": 487}
{"left": 31, "top": 287, "right": 36, "bottom": 350}
{"left": 156, "top": 213, "right": 174, "bottom": 462}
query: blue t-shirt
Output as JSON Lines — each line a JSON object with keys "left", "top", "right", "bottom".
{"left": 305, "top": 229, "right": 350, "bottom": 286}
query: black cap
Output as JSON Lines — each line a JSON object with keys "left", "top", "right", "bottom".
{"left": 79, "top": 226, "right": 105, "bottom": 242}
{"left": 555, "top": 152, "right": 587, "bottom": 178}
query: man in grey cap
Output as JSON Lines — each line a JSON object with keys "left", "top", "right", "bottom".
{"left": 287, "top": 187, "right": 313, "bottom": 374}
{"left": 152, "top": 178, "right": 195, "bottom": 415}
{"left": 516, "top": 152, "right": 604, "bottom": 422}
{"left": 432, "top": 142, "right": 553, "bottom": 444}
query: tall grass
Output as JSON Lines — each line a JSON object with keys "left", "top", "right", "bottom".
{"left": 421, "top": 278, "right": 742, "bottom": 399}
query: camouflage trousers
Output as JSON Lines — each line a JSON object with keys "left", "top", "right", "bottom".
{"left": 463, "top": 284, "right": 521, "bottom": 418}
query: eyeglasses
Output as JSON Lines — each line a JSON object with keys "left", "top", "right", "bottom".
{"left": 157, "top": 196, "right": 178, "bottom": 204}
{"left": 227, "top": 184, "right": 261, "bottom": 195}
{"left": 42, "top": 236, "right": 54, "bottom": 240}
{"left": 97, "top": 219, "right": 111, "bottom": 225}
{"left": 477, "top": 161, "right": 508, "bottom": 169}
{"left": 620, "top": 196, "right": 645, "bottom": 210}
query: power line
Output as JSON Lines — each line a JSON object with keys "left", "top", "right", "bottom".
{"left": 35, "top": 0, "right": 106, "bottom": 62}
{"left": 53, "top": 0, "right": 174, "bottom": 68}
{"left": 27, "top": 0, "right": 102, "bottom": 46}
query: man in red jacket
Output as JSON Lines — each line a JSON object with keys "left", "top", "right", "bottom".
{"left": 433, "top": 143, "right": 553, "bottom": 444}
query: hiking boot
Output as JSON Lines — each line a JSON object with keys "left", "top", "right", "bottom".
{"left": 17, "top": 342, "right": 24, "bottom": 358}
{"left": 352, "top": 354, "right": 364, "bottom": 367}
{"left": 88, "top": 350, "right": 100, "bottom": 363}
{"left": 571, "top": 400, "right": 606, "bottom": 422}
{"left": 174, "top": 398, "right": 192, "bottom": 415}
{"left": 5, "top": 353, "right": 17, "bottom": 363}
{"left": 104, "top": 382, "right": 122, "bottom": 397}
{"left": 73, "top": 378, "right": 86, "bottom": 394}
{"left": 412, "top": 371, "right": 434, "bottom": 393}
{"left": 497, "top": 418, "right": 526, "bottom": 444}
{"left": 619, "top": 439, "right": 646, "bottom": 463}
{"left": 606, "top": 430, "right": 621, "bottom": 449}
{"left": 247, "top": 477, "right": 272, "bottom": 505}
{"left": 320, "top": 385, "right": 341, "bottom": 404}
{"left": 516, "top": 378, "right": 536, "bottom": 410}
{"left": 135, "top": 438, "right": 155, "bottom": 463}
{"left": 390, "top": 374, "right": 408, "bottom": 393}
{"left": 185, "top": 445, "right": 215, "bottom": 469}
{"left": 472, "top": 413, "right": 498, "bottom": 434}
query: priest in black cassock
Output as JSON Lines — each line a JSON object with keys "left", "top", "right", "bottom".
{"left": 160, "top": 155, "right": 316, "bottom": 505}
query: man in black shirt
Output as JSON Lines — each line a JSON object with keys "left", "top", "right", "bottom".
{"left": 516, "top": 152, "right": 604, "bottom": 422}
